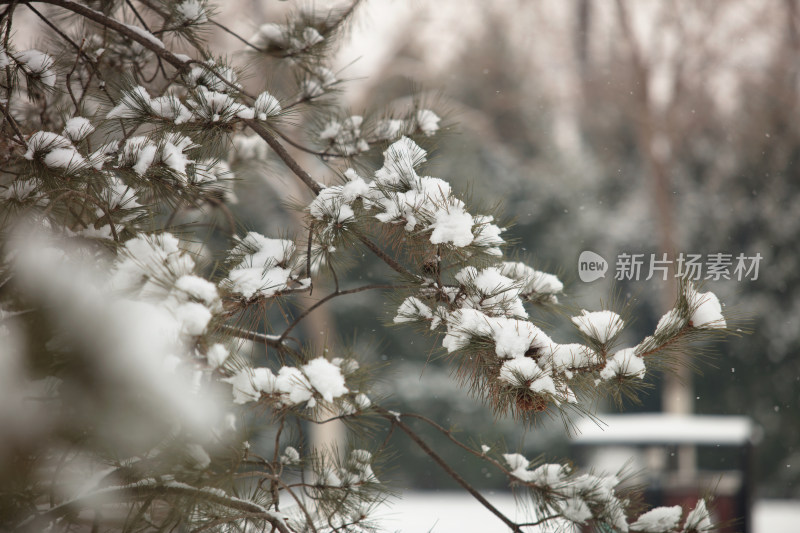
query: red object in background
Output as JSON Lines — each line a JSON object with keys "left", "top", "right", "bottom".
{"left": 572, "top": 414, "right": 756, "bottom": 533}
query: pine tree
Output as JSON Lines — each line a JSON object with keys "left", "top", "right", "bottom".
{"left": 1, "top": 1, "right": 727, "bottom": 531}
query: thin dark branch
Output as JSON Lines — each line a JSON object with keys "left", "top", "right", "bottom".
{"left": 23, "top": 1, "right": 120, "bottom": 109}
{"left": 399, "top": 412, "right": 511, "bottom": 473}
{"left": 305, "top": 221, "right": 314, "bottom": 288}
{"left": 134, "top": 0, "right": 167, "bottom": 18}
{"left": 189, "top": 511, "right": 274, "bottom": 533}
{"left": 185, "top": 59, "right": 255, "bottom": 100}
{"left": 7, "top": 0, "right": 190, "bottom": 71}
{"left": 330, "top": 262, "right": 339, "bottom": 292}
{"left": 271, "top": 417, "right": 285, "bottom": 512}
{"left": 206, "top": 197, "right": 237, "bottom": 236}
{"left": 376, "top": 407, "right": 522, "bottom": 532}
{"left": 275, "top": 124, "right": 432, "bottom": 160}
{"left": 278, "top": 283, "right": 412, "bottom": 343}
{"left": 125, "top": 0, "right": 168, "bottom": 83}
{"left": 0, "top": 100, "right": 26, "bottom": 146}
{"left": 638, "top": 324, "right": 692, "bottom": 358}
{"left": 125, "top": 0, "right": 150, "bottom": 30}
{"left": 244, "top": 119, "right": 322, "bottom": 194}
{"left": 210, "top": 19, "right": 263, "bottom": 52}
{"left": 64, "top": 38, "right": 84, "bottom": 112}
{"left": 273, "top": 127, "right": 333, "bottom": 158}
{"left": 277, "top": 478, "right": 317, "bottom": 533}
{"left": 354, "top": 231, "right": 419, "bottom": 279}
{"left": 244, "top": 121, "right": 421, "bottom": 281}
{"left": 43, "top": 189, "right": 119, "bottom": 242}
{"left": 517, "top": 515, "right": 562, "bottom": 528}
{"left": 377, "top": 420, "right": 396, "bottom": 455}
{"left": 219, "top": 324, "right": 283, "bottom": 348}
{"left": 23, "top": 483, "right": 293, "bottom": 533}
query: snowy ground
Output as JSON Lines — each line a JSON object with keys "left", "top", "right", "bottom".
{"left": 752, "top": 500, "right": 800, "bottom": 533}
{"left": 377, "top": 492, "right": 800, "bottom": 533}
{"left": 376, "top": 491, "right": 542, "bottom": 533}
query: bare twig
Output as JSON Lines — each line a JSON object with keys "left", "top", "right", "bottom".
{"left": 0, "top": 100, "right": 27, "bottom": 146}
{"left": 354, "top": 232, "right": 420, "bottom": 279}
{"left": 375, "top": 407, "right": 522, "bottom": 532}
{"left": 637, "top": 324, "right": 693, "bottom": 358}
{"left": 6, "top": 0, "right": 190, "bottom": 71}
{"left": 210, "top": 19, "right": 263, "bottom": 52}
{"left": 278, "top": 283, "right": 413, "bottom": 343}
{"left": 244, "top": 119, "right": 322, "bottom": 194}
{"left": 23, "top": 482, "right": 293, "bottom": 533}
{"left": 43, "top": 189, "right": 120, "bottom": 242}
{"left": 305, "top": 221, "right": 314, "bottom": 287}
{"left": 64, "top": 38, "right": 85, "bottom": 113}
{"left": 251, "top": 115, "right": 419, "bottom": 279}
{"left": 218, "top": 324, "right": 283, "bottom": 349}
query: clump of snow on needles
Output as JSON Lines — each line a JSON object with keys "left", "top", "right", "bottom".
{"left": 307, "top": 137, "right": 505, "bottom": 255}
{"left": 630, "top": 505, "right": 682, "bottom": 532}
{"left": 456, "top": 266, "right": 527, "bottom": 318}
{"left": 441, "top": 308, "right": 552, "bottom": 360}
{"left": 222, "top": 232, "right": 296, "bottom": 299}
{"left": 63, "top": 117, "right": 95, "bottom": 142}
{"left": 499, "top": 261, "right": 563, "bottom": 298}
{"left": 393, "top": 296, "right": 433, "bottom": 323}
{"left": 599, "top": 347, "right": 646, "bottom": 381}
{"left": 429, "top": 203, "right": 475, "bottom": 247}
{"left": 24, "top": 131, "right": 73, "bottom": 159}
{"left": 14, "top": 49, "right": 56, "bottom": 87}
{"left": 175, "top": 0, "right": 208, "bottom": 24}
{"left": 686, "top": 286, "right": 726, "bottom": 329}
{"left": 107, "top": 85, "right": 192, "bottom": 124}
{"left": 683, "top": 499, "right": 712, "bottom": 532}
{"left": 253, "top": 91, "right": 281, "bottom": 120}
{"left": 20, "top": 131, "right": 87, "bottom": 174}
{"left": 498, "top": 357, "right": 556, "bottom": 396}
{"left": 571, "top": 309, "right": 624, "bottom": 343}
{"left": 416, "top": 109, "right": 440, "bottom": 136}
{"left": 223, "top": 357, "right": 350, "bottom": 408}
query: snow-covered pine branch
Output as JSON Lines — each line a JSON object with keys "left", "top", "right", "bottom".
{"left": 0, "top": 1, "right": 735, "bottom": 532}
